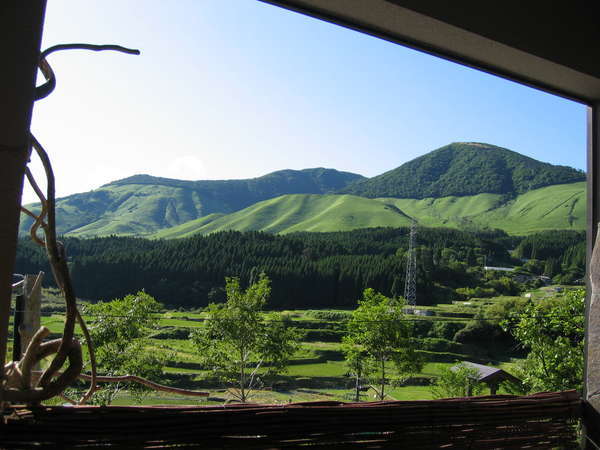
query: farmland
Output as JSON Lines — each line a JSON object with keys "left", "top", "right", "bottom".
{"left": 23, "top": 288, "right": 551, "bottom": 406}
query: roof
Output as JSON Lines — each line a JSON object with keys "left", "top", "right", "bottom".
{"left": 263, "top": 0, "right": 600, "bottom": 103}
{"left": 453, "top": 361, "right": 521, "bottom": 384}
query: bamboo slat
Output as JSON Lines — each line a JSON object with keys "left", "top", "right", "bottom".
{"left": 0, "top": 390, "right": 581, "bottom": 449}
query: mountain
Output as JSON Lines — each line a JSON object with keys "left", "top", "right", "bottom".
{"left": 152, "top": 182, "right": 585, "bottom": 238}
{"left": 18, "top": 143, "right": 586, "bottom": 237}
{"left": 19, "top": 168, "right": 364, "bottom": 236}
{"left": 339, "top": 142, "right": 585, "bottom": 199}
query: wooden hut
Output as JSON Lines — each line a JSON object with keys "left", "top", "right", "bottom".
{"left": 453, "top": 361, "right": 521, "bottom": 395}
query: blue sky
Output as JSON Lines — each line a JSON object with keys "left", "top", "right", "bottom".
{"left": 25, "top": 0, "right": 587, "bottom": 203}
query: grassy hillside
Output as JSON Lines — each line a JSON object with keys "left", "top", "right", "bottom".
{"left": 471, "top": 181, "right": 586, "bottom": 234}
{"left": 341, "top": 142, "right": 585, "bottom": 199}
{"left": 151, "top": 214, "right": 225, "bottom": 239}
{"left": 153, "top": 182, "right": 585, "bottom": 238}
{"left": 18, "top": 143, "right": 585, "bottom": 238}
{"left": 382, "top": 182, "right": 585, "bottom": 234}
{"left": 19, "top": 168, "right": 364, "bottom": 237}
{"left": 153, "top": 194, "right": 414, "bottom": 237}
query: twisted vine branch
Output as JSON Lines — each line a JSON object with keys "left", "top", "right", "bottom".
{"left": 3, "top": 43, "right": 139, "bottom": 404}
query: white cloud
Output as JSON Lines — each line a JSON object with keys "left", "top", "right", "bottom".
{"left": 160, "top": 155, "right": 207, "bottom": 181}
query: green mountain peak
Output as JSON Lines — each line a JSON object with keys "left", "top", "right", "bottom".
{"left": 340, "top": 142, "right": 585, "bottom": 199}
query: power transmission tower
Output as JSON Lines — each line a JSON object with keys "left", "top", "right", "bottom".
{"left": 404, "top": 219, "right": 417, "bottom": 306}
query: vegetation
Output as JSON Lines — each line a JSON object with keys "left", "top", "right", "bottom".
{"left": 343, "top": 289, "right": 423, "bottom": 401}
{"left": 381, "top": 181, "right": 585, "bottom": 235}
{"left": 190, "top": 274, "right": 301, "bottom": 402}
{"left": 430, "top": 363, "right": 485, "bottom": 399}
{"left": 18, "top": 144, "right": 585, "bottom": 238}
{"left": 340, "top": 142, "right": 585, "bottom": 199}
{"left": 84, "top": 292, "right": 167, "bottom": 404}
{"left": 19, "top": 168, "right": 363, "bottom": 237}
{"left": 514, "top": 230, "right": 585, "bottom": 282}
{"left": 502, "top": 288, "right": 585, "bottom": 392}
{"left": 152, "top": 194, "right": 413, "bottom": 237}
{"left": 15, "top": 227, "right": 584, "bottom": 309}
{"left": 151, "top": 182, "right": 585, "bottom": 238}
{"left": 33, "top": 284, "right": 580, "bottom": 405}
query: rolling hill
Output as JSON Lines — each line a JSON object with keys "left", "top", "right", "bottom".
{"left": 152, "top": 182, "right": 586, "bottom": 238}
{"left": 339, "top": 142, "right": 585, "bottom": 198}
{"left": 19, "top": 168, "right": 364, "bottom": 236}
{"left": 151, "top": 194, "right": 414, "bottom": 237}
{"left": 19, "top": 142, "right": 586, "bottom": 237}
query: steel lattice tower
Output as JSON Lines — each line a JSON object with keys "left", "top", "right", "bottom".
{"left": 404, "top": 219, "right": 417, "bottom": 306}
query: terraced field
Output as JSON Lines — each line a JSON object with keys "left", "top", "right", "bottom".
{"left": 20, "top": 291, "right": 541, "bottom": 405}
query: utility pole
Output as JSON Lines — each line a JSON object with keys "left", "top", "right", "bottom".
{"left": 404, "top": 219, "right": 417, "bottom": 306}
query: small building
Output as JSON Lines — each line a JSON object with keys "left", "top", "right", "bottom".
{"left": 452, "top": 361, "right": 521, "bottom": 395}
{"left": 484, "top": 266, "right": 515, "bottom": 272}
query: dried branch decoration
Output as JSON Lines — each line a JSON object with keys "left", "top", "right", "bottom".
{"left": 2, "top": 43, "right": 139, "bottom": 404}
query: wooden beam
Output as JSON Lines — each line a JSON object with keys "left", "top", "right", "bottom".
{"left": 585, "top": 103, "right": 600, "bottom": 447}
{"left": 19, "top": 273, "right": 44, "bottom": 363}
{"left": 260, "top": 0, "right": 600, "bottom": 104}
{"left": 0, "top": 2, "right": 46, "bottom": 379}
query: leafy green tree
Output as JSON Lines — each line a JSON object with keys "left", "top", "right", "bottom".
{"left": 342, "top": 288, "right": 423, "bottom": 401}
{"left": 85, "top": 291, "right": 167, "bottom": 404}
{"left": 502, "top": 288, "right": 584, "bottom": 392}
{"left": 190, "top": 274, "right": 301, "bottom": 403}
{"left": 430, "top": 363, "right": 486, "bottom": 398}
{"left": 342, "top": 343, "right": 374, "bottom": 402}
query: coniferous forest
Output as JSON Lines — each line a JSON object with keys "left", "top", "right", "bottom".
{"left": 14, "top": 227, "right": 585, "bottom": 309}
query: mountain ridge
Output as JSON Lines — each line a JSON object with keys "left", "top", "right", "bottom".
{"left": 18, "top": 143, "right": 586, "bottom": 237}
{"left": 339, "top": 142, "right": 585, "bottom": 199}
{"left": 19, "top": 168, "right": 364, "bottom": 236}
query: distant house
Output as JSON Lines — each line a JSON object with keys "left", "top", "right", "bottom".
{"left": 452, "top": 361, "right": 521, "bottom": 395}
{"left": 484, "top": 266, "right": 515, "bottom": 272}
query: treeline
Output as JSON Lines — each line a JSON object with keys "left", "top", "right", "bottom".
{"left": 14, "top": 227, "right": 584, "bottom": 309}
{"left": 513, "top": 230, "right": 585, "bottom": 283}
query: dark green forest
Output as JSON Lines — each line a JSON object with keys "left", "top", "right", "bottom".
{"left": 341, "top": 142, "right": 585, "bottom": 199}
{"left": 15, "top": 227, "right": 585, "bottom": 309}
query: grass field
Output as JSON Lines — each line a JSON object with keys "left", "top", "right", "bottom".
{"left": 151, "top": 182, "right": 585, "bottom": 238}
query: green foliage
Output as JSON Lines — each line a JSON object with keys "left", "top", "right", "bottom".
{"left": 415, "top": 338, "right": 463, "bottom": 354}
{"left": 341, "top": 142, "right": 585, "bottom": 199}
{"left": 85, "top": 291, "right": 167, "bottom": 404}
{"left": 190, "top": 274, "right": 301, "bottom": 402}
{"left": 342, "top": 289, "right": 423, "bottom": 401}
{"left": 453, "top": 320, "right": 511, "bottom": 348}
{"left": 305, "top": 310, "right": 353, "bottom": 321}
{"left": 427, "top": 321, "right": 466, "bottom": 340}
{"left": 455, "top": 286, "right": 498, "bottom": 300}
{"left": 501, "top": 289, "right": 585, "bottom": 393}
{"left": 430, "top": 363, "right": 486, "bottom": 398}
{"left": 17, "top": 227, "right": 521, "bottom": 309}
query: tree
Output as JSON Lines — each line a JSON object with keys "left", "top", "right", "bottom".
{"left": 501, "top": 288, "right": 584, "bottom": 392}
{"left": 342, "top": 288, "right": 423, "bottom": 401}
{"left": 430, "top": 363, "right": 486, "bottom": 398}
{"left": 190, "top": 274, "right": 300, "bottom": 403}
{"left": 84, "top": 291, "right": 167, "bottom": 405}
